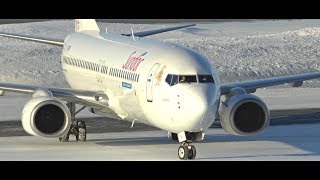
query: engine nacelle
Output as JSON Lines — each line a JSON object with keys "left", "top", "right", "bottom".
{"left": 220, "top": 90, "right": 270, "bottom": 136}
{"left": 22, "top": 96, "right": 71, "bottom": 138}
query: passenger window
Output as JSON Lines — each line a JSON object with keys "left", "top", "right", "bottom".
{"left": 199, "top": 75, "right": 215, "bottom": 83}
{"left": 80, "top": 60, "right": 84, "bottom": 68}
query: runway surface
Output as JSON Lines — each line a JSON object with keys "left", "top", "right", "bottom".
{"left": 1, "top": 123, "right": 320, "bottom": 160}
{"left": 0, "top": 90, "right": 320, "bottom": 160}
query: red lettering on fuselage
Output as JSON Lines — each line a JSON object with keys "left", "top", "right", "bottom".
{"left": 122, "top": 51, "right": 146, "bottom": 71}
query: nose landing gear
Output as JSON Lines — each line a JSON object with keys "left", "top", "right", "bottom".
{"left": 176, "top": 131, "right": 204, "bottom": 160}
{"left": 178, "top": 142, "right": 196, "bottom": 160}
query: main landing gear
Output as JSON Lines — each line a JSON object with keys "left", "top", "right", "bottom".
{"left": 59, "top": 102, "right": 87, "bottom": 142}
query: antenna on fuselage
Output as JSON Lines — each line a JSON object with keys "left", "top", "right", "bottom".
{"left": 105, "top": 27, "right": 108, "bottom": 34}
{"left": 131, "top": 28, "right": 136, "bottom": 41}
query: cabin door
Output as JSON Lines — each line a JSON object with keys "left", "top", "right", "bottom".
{"left": 146, "top": 63, "right": 160, "bottom": 102}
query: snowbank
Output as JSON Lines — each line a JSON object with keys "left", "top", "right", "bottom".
{"left": 0, "top": 19, "right": 320, "bottom": 88}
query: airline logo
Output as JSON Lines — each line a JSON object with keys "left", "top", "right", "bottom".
{"left": 122, "top": 51, "right": 147, "bottom": 71}
{"left": 156, "top": 65, "right": 167, "bottom": 85}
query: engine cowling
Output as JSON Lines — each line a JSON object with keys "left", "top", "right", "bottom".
{"left": 22, "top": 96, "right": 71, "bottom": 138}
{"left": 220, "top": 90, "right": 270, "bottom": 136}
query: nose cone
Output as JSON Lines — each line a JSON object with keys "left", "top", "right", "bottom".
{"left": 172, "top": 84, "right": 217, "bottom": 132}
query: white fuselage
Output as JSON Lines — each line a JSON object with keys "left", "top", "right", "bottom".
{"left": 61, "top": 30, "right": 221, "bottom": 133}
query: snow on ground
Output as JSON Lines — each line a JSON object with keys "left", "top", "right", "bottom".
{"left": 0, "top": 19, "right": 320, "bottom": 87}
{"left": 254, "top": 88, "right": 320, "bottom": 110}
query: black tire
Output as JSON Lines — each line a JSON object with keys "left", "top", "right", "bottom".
{"left": 178, "top": 145, "right": 189, "bottom": 160}
{"left": 77, "top": 121, "right": 87, "bottom": 142}
{"left": 59, "top": 133, "right": 69, "bottom": 142}
{"left": 69, "top": 121, "right": 79, "bottom": 141}
{"left": 171, "top": 133, "right": 178, "bottom": 141}
{"left": 188, "top": 145, "right": 196, "bottom": 159}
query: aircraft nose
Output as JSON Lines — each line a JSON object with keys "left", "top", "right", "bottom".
{"left": 172, "top": 85, "right": 216, "bottom": 132}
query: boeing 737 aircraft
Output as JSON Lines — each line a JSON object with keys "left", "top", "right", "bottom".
{"left": 0, "top": 19, "right": 320, "bottom": 160}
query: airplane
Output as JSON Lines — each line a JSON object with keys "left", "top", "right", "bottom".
{"left": 0, "top": 19, "right": 320, "bottom": 160}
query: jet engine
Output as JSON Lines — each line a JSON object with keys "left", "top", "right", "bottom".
{"left": 22, "top": 96, "right": 71, "bottom": 137}
{"left": 219, "top": 88, "right": 270, "bottom": 136}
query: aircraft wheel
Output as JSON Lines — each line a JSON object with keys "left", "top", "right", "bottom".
{"left": 77, "top": 121, "right": 87, "bottom": 142}
{"left": 188, "top": 145, "right": 196, "bottom": 159}
{"left": 59, "top": 133, "right": 69, "bottom": 142}
{"left": 178, "top": 145, "right": 189, "bottom": 160}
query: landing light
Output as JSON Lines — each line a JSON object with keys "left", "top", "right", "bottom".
{"left": 95, "top": 96, "right": 103, "bottom": 101}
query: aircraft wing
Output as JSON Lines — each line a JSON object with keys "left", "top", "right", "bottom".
{"left": 220, "top": 72, "right": 320, "bottom": 95}
{"left": 0, "top": 32, "right": 64, "bottom": 46}
{"left": 0, "top": 82, "right": 109, "bottom": 109}
{"left": 122, "top": 24, "right": 196, "bottom": 37}
{"left": 0, "top": 24, "right": 196, "bottom": 43}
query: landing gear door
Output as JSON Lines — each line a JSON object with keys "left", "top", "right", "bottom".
{"left": 146, "top": 63, "right": 160, "bottom": 102}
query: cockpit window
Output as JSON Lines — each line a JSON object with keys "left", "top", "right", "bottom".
{"left": 172, "top": 75, "right": 179, "bottom": 86}
{"left": 165, "top": 74, "right": 173, "bottom": 85}
{"left": 166, "top": 74, "right": 214, "bottom": 86}
{"left": 198, "top": 75, "right": 215, "bottom": 83}
{"left": 179, "top": 75, "right": 197, "bottom": 83}
{"left": 166, "top": 74, "right": 196, "bottom": 86}
{"left": 165, "top": 74, "right": 179, "bottom": 86}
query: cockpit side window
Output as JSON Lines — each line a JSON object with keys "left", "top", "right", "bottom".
{"left": 165, "top": 74, "right": 179, "bottom": 86}
{"left": 165, "top": 74, "right": 173, "bottom": 85}
{"left": 198, "top": 75, "right": 215, "bottom": 83}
